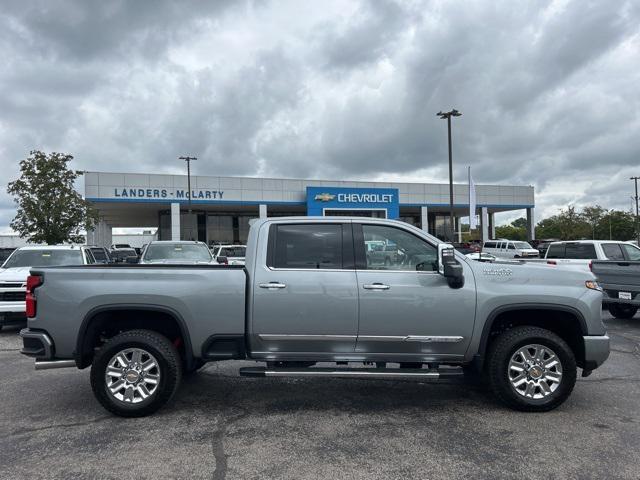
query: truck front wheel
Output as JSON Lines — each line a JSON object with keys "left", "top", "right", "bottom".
{"left": 90, "top": 329, "right": 182, "bottom": 417}
{"left": 487, "top": 326, "right": 577, "bottom": 412}
{"left": 608, "top": 304, "right": 638, "bottom": 319}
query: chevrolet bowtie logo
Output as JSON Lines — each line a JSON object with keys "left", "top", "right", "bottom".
{"left": 314, "top": 193, "right": 336, "bottom": 202}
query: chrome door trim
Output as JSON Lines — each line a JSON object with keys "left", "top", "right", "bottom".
{"left": 258, "top": 334, "right": 357, "bottom": 341}
{"left": 357, "top": 335, "right": 464, "bottom": 343}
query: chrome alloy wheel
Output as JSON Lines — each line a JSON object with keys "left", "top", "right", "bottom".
{"left": 105, "top": 348, "right": 160, "bottom": 404}
{"left": 508, "top": 344, "right": 563, "bottom": 400}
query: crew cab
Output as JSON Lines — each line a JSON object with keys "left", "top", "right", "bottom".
{"left": 545, "top": 240, "right": 640, "bottom": 270}
{"left": 0, "top": 245, "right": 95, "bottom": 330}
{"left": 20, "top": 217, "right": 609, "bottom": 417}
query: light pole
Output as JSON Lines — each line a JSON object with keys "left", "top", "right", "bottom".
{"left": 632, "top": 176, "right": 640, "bottom": 245}
{"left": 437, "top": 109, "right": 462, "bottom": 242}
{"left": 179, "top": 156, "right": 197, "bottom": 214}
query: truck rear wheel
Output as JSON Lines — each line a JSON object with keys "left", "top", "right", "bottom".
{"left": 608, "top": 304, "right": 638, "bottom": 319}
{"left": 90, "top": 329, "right": 182, "bottom": 417}
{"left": 487, "top": 326, "right": 576, "bottom": 412}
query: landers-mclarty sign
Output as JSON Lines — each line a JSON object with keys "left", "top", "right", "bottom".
{"left": 114, "top": 188, "right": 225, "bottom": 200}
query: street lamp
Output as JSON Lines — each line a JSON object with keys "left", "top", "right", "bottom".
{"left": 631, "top": 176, "right": 640, "bottom": 245}
{"left": 437, "top": 109, "right": 462, "bottom": 242}
{"left": 179, "top": 156, "right": 197, "bottom": 213}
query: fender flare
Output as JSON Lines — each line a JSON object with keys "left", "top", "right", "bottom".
{"left": 75, "top": 304, "right": 195, "bottom": 369}
{"left": 474, "top": 303, "right": 588, "bottom": 369}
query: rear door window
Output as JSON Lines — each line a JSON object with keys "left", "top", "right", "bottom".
{"left": 271, "top": 224, "right": 344, "bottom": 269}
{"left": 602, "top": 244, "right": 625, "bottom": 260}
{"left": 564, "top": 243, "right": 597, "bottom": 259}
{"left": 546, "top": 244, "right": 565, "bottom": 258}
{"left": 484, "top": 242, "right": 496, "bottom": 249}
{"left": 622, "top": 244, "right": 640, "bottom": 261}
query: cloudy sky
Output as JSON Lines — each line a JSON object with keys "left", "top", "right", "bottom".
{"left": 1, "top": 0, "right": 639, "bottom": 232}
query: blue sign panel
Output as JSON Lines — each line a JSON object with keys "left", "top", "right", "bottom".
{"left": 306, "top": 186, "right": 399, "bottom": 219}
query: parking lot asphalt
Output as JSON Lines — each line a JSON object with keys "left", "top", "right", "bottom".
{"left": 1, "top": 313, "right": 639, "bottom": 480}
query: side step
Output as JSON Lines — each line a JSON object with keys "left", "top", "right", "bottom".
{"left": 239, "top": 366, "right": 464, "bottom": 380}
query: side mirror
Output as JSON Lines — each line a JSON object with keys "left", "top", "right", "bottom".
{"left": 216, "top": 256, "right": 228, "bottom": 265}
{"left": 125, "top": 256, "right": 139, "bottom": 264}
{"left": 438, "top": 243, "right": 464, "bottom": 289}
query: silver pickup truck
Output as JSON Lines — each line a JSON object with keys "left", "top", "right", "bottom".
{"left": 20, "top": 217, "right": 610, "bottom": 417}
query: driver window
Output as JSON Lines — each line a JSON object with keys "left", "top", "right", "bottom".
{"left": 362, "top": 224, "right": 437, "bottom": 271}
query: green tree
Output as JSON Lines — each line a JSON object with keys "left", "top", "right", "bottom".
{"left": 7, "top": 150, "right": 98, "bottom": 244}
{"left": 495, "top": 224, "right": 526, "bottom": 240}
{"left": 596, "top": 210, "right": 636, "bottom": 241}
{"left": 536, "top": 206, "right": 589, "bottom": 240}
{"left": 511, "top": 217, "right": 527, "bottom": 229}
{"left": 581, "top": 205, "right": 605, "bottom": 239}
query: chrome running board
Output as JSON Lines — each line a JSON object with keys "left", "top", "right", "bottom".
{"left": 239, "top": 366, "right": 464, "bottom": 380}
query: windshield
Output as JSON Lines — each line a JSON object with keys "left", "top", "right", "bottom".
{"left": 143, "top": 243, "right": 212, "bottom": 262}
{"left": 2, "top": 249, "right": 84, "bottom": 268}
{"left": 514, "top": 242, "right": 533, "bottom": 249}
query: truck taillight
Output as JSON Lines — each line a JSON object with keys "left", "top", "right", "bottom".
{"left": 589, "top": 260, "right": 593, "bottom": 272}
{"left": 25, "top": 275, "right": 42, "bottom": 318}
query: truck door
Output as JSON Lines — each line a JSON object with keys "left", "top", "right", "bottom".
{"left": 250, "top": 221, "right": 358, "bottom": 356}
{"left": 353, "top": 223, "right": 476, "bottom": 359}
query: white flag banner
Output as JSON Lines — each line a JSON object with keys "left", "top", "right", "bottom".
{"left": 469, "top": 166, "right": 477, "bottom": 229}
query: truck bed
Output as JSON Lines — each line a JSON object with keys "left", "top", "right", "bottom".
{"left": 28, "top": 264, "right": 247, "bottom": 361}
{"left": 592, "top": 260, "right": 640, "bottom": 305}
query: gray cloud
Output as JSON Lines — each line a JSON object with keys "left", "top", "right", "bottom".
{"left": 1, "top": 0, "right": 639, "bottom": 232}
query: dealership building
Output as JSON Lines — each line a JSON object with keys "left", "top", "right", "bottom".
{"left": 84, "top": 171, "right": 535, "bottom": 247}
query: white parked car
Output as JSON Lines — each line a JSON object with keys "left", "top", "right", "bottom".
{"left": 139, "top": 241, "right": 214, "bottom": 264}
{"left": 544, "top": 240, "right": 640, "bottom": 270}
{"left": 0, "top": 245, "right": 95, "bottom": 329}
{"left": 211, "top": 245, "right": 247, "bottom": 265}
{"left": 482, "top": 239, "right": 539, "bottom": 259}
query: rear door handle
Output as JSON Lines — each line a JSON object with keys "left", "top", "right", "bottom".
{"left": 363, "top": 283, "right": 390, "bottom": 290}
{"left": 259, "top": 282, "right": 287, "bottom": 289}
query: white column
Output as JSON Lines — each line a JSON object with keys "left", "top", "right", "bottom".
{"left": 87, "top": 220, "right": 112, "bottom": 248}
{"left": 456, "top": 218, "right": 462, "bottom": 242}
{"left": 171, "top": 203, "right": 180, "bottom": 241}
{"left": 481, "top": 207, "right": 489, "bottom": 242}
{"left": 489, "top": 212, "right": 496, "bottom": 239}
{"left": 259, "top": 204, "right": 267, "bottom": 219}
{"left": 527, "top": 207, "right": 535, "bottom": 241}
{"left": 421, "top": 206, "right": 429, "bottom": 233}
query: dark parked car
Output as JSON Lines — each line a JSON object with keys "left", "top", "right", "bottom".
{"left": 536, "top": 240, "right": 559, "bottom": 258}
{"left": 109, "top": 248, "right": 139, "bottom": 263}
{"left": 88, "top": 247, "right": 111, "bottom": 264}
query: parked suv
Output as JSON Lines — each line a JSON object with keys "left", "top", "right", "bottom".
{"left": 482, "top": 239, "right": 539, "bottom": 258}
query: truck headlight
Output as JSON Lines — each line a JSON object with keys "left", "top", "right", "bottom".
{"left": 585, "top": 280, "right": 603, "bottom": 292}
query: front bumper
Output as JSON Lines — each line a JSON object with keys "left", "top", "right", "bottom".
{"left": 583, "top": 335, "right": 610, "bottom": 370}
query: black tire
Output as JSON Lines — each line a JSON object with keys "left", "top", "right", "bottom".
{"left": 609, "top": 304, "right": 638, "bottom": 319}
{"left": 487, "top": 326, "right": 577, "bottom": 412}
{"left": 90, "top": 329, "right": 182, "bottom": 417}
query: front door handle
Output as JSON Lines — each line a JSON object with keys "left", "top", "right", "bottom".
{"left": 259, "top": 282, "right": 287, "bottom": 289}
{"left": 363, "top": 283, "right": 390, "bottom": 290}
